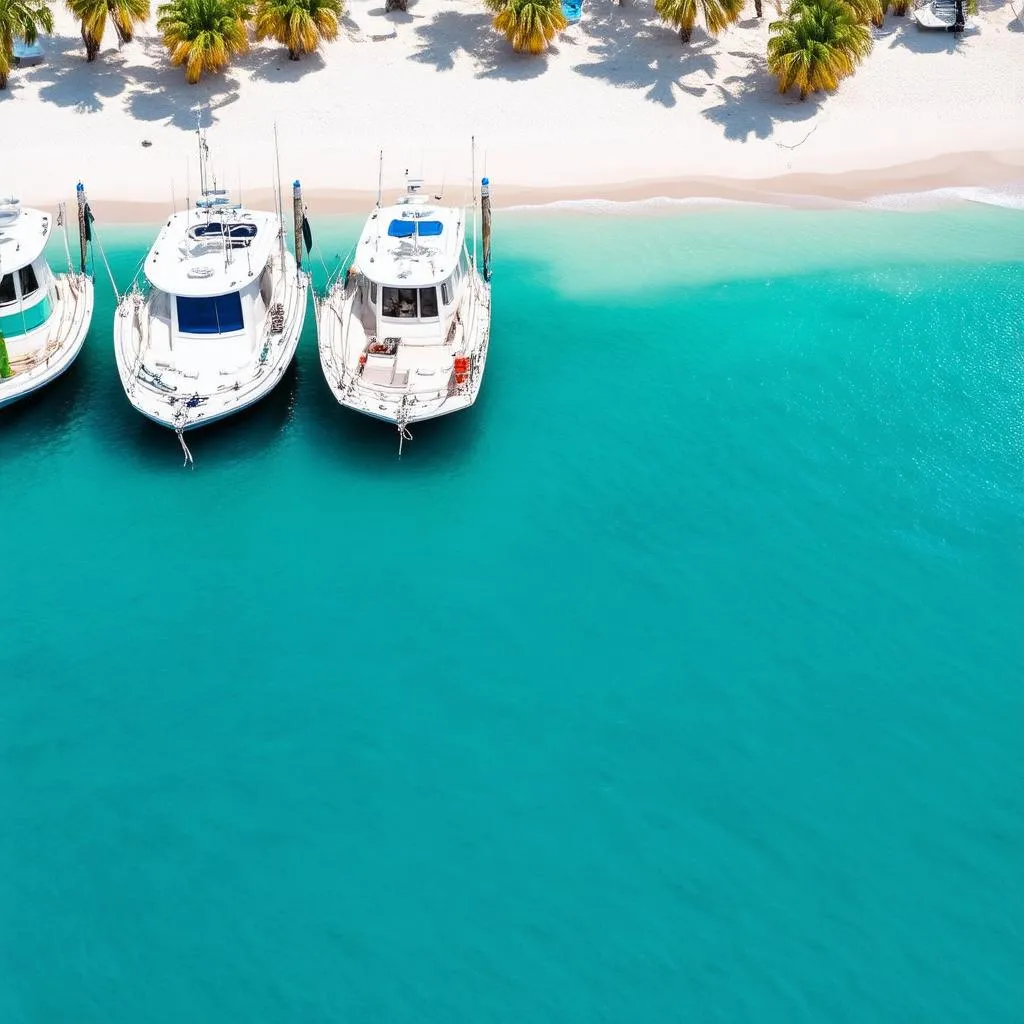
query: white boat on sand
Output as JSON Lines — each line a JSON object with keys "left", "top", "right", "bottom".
{"left": 0, "top": 190, "right": 94, "bottom": 409}
{"left": 113, "top": 130, "right": 308, "bottom": 457}
{"left": 316, "top": 154, "right": 492, "bottom": 450}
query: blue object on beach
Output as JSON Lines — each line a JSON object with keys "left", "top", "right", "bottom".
{"left": 562, "top": 0, "right": 583, "bottom": 23}
{"left": 13, "top": 39, "right": 44, "bottom": 66}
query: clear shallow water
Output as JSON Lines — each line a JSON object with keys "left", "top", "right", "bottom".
{"left": 1, "top": 207, "right": 1022, "bottom": 1021}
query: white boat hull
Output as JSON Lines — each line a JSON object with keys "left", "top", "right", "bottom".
{"left": 0, "top": 273, "right": 94, "bottom": 410}
{"left": 316, "top": 272, "right": 491, "bottom": 428}
{"left": 113, "top": 254, "right": 308, "bottom": 432}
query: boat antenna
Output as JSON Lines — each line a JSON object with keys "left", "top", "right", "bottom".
{"left": 196, "top": 113, "right": 208, "bottom": 197}
{"left": 58, "top": 200, "right": 73, "bottom": 276}
{"left": 376, "top": 150, "right": 383, "bottom": 209}
{"left": 471, "top": 136, "right": 478, "bottom": 272}
{"left": 273, "top": 123, "right": 286, "bottom": 264}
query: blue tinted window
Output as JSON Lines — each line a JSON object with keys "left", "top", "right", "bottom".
{"left": 176, "top": 292, "right": 244, "bottom": 334}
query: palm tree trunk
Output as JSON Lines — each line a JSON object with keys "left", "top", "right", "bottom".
{"left": 113, "top": 21, "right": 134, "bottom": 46}
{"left": 384, "top": 0, "right": 407, "bottom": 10}
{"left": 799, "top": 87, "right": 808, "bottom": 100}
{"left": 679, "top": 25, "right": 692, "bottom": 43}
{"left": 288, "top": 47, "right": 300, "bottom": 60}
{"left": 0, "top": 71, "right": 7, "bottom": 90}
{"left": 82, "top": 26, "right": 100, "bottom": 62}
{"left": 754, "top": 0, "right": 762, "bottom": 15}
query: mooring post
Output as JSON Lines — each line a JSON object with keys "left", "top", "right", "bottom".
{"left": 76, "top": 182, "right": 88, "bottom": 274}
{"left": 292, "top": 180, "right": 303, "bottom": 271}
{"left": 481, "top": 177, "right": 492, "bottom": 283}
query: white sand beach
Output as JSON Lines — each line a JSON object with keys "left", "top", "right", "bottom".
{"left": 2, "top": 1, "right": 1023, "bottom": 217}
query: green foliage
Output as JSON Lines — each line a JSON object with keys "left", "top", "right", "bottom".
{"left": 0, "top": 328, "right": 12, "bottom": 379}
{"left": 768, "top": 0, "right": 871, "bottom": 99}
{"left": 156, "top": 0, "right": 249, "bottom": 82}
{"left": 0, "top": 0, "right": 53, "bottom": 88}
{"left": 492, "top": 0, "right": 566, "bottom": 53}
{"left": 65, "top": 0, "right": 151, "bottom": 61}
{"left": 653, "top": 0, "right": 744, "bottom": 44}
{"left": 253, "top": 0, "right": 343, "bottom": 59}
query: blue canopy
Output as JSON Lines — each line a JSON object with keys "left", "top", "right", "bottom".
{"left": 388, "top": 219, "right": 443, "bottom": 238}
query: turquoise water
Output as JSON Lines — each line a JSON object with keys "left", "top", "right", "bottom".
{"left": 2, "top": 206, "right": 1022, "bottom": 1021}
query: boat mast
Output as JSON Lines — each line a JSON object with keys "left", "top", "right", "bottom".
{"left": 471, "top": 137, "right": 477, "bottom": 272}
{"left": 197, "top": 118, "right": 208, "bottom": 198}
{"left": 377, "top": 150, "right": 383, "bottom": 209}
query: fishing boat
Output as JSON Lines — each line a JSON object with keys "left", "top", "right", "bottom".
{"left": 316, "top": 151, "right": 492, "bottom": 449}
{"left": 0, "top": 188, "right": 95, "bottom": 409}
{"left": 113, "top": 129, "right": 308, "bottom": 455}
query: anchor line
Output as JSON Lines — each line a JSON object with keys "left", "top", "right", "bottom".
{"left": 176, "top": 427, "right": 194, "bottom": 469}
{"left": 174, "top": 411, "right": 194, "bottom": 468}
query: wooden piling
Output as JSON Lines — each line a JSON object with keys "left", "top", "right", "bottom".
{"left": 481, "top": 177, "right": 492, "bottom": 283}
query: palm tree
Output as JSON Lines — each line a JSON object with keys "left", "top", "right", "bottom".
{"left": 65, "top": 0, "right": 150, "bottom": 61}
{"left": 0, "top": 0, "right": 53, "bottom": 88}
{"left": 254, "top": 0, "right": 341, "bottom": 59}
{"left": 653, "top": 0, "right": 744, "bottom": 44}
{"left": 156, "top": 0, "right": 249, "bottom": 83}
{"left": 832, "top": 0, "right": 885, "bottom": 25}
{"left": 767, "top": 0, "right": 871, "bottom": 99}
{"left": 383, "top": 0, "right": 404, "bottom": 10}
{"left": 492, "top": 0, "right": 565, "bottom": 53}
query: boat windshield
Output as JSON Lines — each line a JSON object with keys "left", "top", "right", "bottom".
{"left": 381, "top": 286, "right": 439, "bottom": 320}
{"left": 176, "top": 292, "right": 244, "bottom": 335}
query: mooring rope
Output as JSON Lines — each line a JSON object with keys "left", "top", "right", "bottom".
{"left": 398, "top": 423, "right": 413, "bottom": 457}
{"left": 90, "top": 227, "right": 122, "bottom": 302}
{"left": 176, "top": 427, "right": 194, "bottom": 468}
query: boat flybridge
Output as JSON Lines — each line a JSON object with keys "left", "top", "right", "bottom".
{"left": 113, "top": 132, "right": 308, "bottom": 455}
{"left": 0, "top": 191, "right": 94, "bottom": 409}
{"left": 316, "top": 165, "right": 492, "bottom": 448}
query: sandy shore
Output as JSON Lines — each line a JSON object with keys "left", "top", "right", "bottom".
{"left": 3, "top": 1, "right": 1023, "bottom": 219}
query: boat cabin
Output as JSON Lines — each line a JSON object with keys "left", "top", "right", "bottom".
{"left": 351, "top": 194, "right": 472, "bottom": 341}
{"left": 142, "top": 205, "right": 282, "bottom": 355}
{"left": 0, "top": 200, "right": 56, "bottom": 343}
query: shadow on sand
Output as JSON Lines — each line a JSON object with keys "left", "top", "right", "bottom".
{"left": 572, "top": 6, "right": 719, "bottom": 107}
{"left": 702, "top": 48, "right": 824, "bottom": 142}
{"left": 877, "top": 15, "right": 970, "bottom": 51}
{"left": 12, "top": 31, "right": 328, "bottom": 129}
{"left": 411, "top": 9, "right": 554, "bottom": 81}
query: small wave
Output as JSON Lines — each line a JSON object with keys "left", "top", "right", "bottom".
{"left": 501, "top": 195, "right": 772, "bottom": 215}
{"left": 863, "top": 186, "right": 1024, "bottom": 211}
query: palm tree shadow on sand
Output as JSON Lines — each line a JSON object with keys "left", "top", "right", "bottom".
{"left": 13, "top": 32, "right": 134, "bottom": 112}
{"left": 702, "top": 49, "right": 824, "bottom": 142}
{"left": 572, "top": 5, "right": 719, "bottom": 107}
{"left": 410, "top": 9, "right": 553, "bottom": 81}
